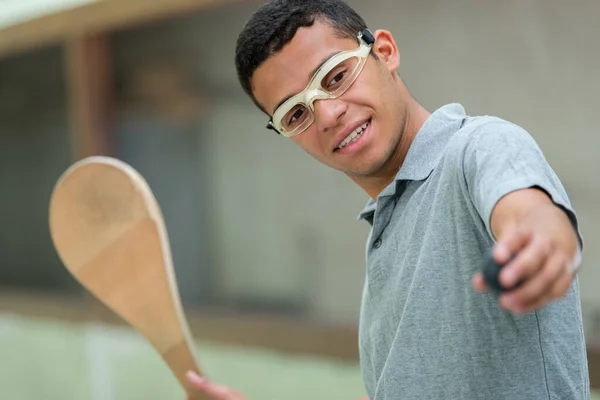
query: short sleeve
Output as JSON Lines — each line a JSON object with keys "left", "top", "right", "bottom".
{"left": 462, "top": 118, "right": 583, "bottom": 251}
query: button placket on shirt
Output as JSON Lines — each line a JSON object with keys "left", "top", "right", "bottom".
{"left": 364, "top": 181, "right": 405, "bottom": 287}
{"left": 371, "top": 197, "right": 394, "bottom": 250}
{"left": 365, "top": 196, "right": 395, "bottom": 288}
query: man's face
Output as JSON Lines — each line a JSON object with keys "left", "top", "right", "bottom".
{"left": 251, "top": 21, "right": 405, "bottom": 178}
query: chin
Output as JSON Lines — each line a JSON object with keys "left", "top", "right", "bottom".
{"left": 350, "top": 146, "right": 396, "bottom": 177}
{"left": 341, "top": 158, "right": 389, "bottom": 178}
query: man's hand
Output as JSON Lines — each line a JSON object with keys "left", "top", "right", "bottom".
{"left": 185, "top": 371, "right": 248, "bottom": 400}
{"left": 472, "top": 188, "right": 581, "bottom": 314}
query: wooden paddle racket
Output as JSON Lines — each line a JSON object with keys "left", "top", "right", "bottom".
{"left": 49, "top": 156, "right": 208, "bottom": 400}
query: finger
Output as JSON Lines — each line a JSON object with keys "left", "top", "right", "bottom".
{"left": 187, "top": 371, "right": 205, "bottom": 391}
{"left": 500, "top": 250, "right": 565, "bottom": 313}
{"left": 524, "top": 264, "right": 574, "bottom": 312}
{"left": 187, "top": 371, "right": 246, "bottom": 400}
{"left": 549, "top": 264, "right": 575, "bottom": 299}
{"left": 493, "top": 225, "right": 531, "bottom": 264}
{"left": 472, "top": 273, "right": 488, "bottom": 292}
{"left": 499, "top": 236, "right": 552, "bottom": 289}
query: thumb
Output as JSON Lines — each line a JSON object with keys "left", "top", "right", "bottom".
{"left": 186, "top": 371, "right": 247, "bottom": 400}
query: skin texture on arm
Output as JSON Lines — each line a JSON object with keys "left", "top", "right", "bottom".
{"left": 472, "top": 187, "right": 581, "bottom": 314}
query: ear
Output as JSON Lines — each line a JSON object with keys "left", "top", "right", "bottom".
{"left": 372, "top": 29, "right": 400, "bottom": 72}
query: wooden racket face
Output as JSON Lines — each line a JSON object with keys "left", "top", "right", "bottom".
{"left": 49, "top": 156, "right": 204, "bottom": 397}
{"left": 49, "top": 157, "right": 152, "bottom": 281}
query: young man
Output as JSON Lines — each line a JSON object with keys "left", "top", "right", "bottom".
{"left": 185, "top": 0, "right": 589, "bottom": 398}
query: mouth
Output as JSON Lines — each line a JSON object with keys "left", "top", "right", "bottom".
{"left": 334, "top": 119, "right": 371, "bottom": 152}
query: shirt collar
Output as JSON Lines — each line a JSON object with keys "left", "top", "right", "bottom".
{"left": 357, "top": 103, "right": 468, "bottom": 222}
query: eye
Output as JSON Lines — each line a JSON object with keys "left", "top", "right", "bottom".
{"left": 289, "top": 107, "right": 305, "bottom": 125}
{"left": 327, "top": 70, "right": 347, "bottom": 88}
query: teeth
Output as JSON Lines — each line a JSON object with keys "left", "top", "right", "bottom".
{"left": 338, "top": 122, "right": 369, "bottom": 149}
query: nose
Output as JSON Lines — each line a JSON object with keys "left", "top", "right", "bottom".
{"left": 313, "top": 98, "right": 347, "bottom": 132}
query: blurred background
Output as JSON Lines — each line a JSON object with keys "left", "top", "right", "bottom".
{"left": 0, "top": 0, "right": 598, "bottom": 399}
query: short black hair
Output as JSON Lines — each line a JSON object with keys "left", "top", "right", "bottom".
{"left": 235, "top": 0, "right": 369, "bottom": 114}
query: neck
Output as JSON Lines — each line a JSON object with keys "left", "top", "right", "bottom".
{"left": 351, "top": 98, "right": 431, "bottom": 201}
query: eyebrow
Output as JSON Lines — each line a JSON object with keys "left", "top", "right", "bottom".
{"left": 271, "top": 50, "right": 342, "bottom": 115}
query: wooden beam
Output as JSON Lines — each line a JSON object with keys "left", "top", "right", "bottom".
{"left": 65, "top": 33, "right": 113, "bottom": 158}
{"left": 0, "top": 0, "right": 242, "bottom": 60}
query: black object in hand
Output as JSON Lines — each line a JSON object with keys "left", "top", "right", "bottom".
{"left": 482, "top": 252, "right": 509, "bottom": 292}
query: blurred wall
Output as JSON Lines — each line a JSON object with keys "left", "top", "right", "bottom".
{"left": 0, "top": 0, "right": 598, "bottom": 331}
{"left": 0, "top": 46, "right": 80, "bottom": 293}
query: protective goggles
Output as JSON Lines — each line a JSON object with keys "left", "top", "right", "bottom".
{"left": 267, "top": 28, "right": 375, "bottom": 138}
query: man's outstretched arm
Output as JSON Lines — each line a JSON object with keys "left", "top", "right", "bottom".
{"left": 473, "top": 186, "right": 581, "bottom": 313}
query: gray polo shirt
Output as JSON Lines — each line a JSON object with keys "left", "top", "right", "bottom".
{"left": 357, "top": 103, "right": 589, "bottom": 399}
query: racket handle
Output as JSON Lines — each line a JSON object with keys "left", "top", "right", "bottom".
{"left": 162, "top": 339, "right": 210, "bottom": 400}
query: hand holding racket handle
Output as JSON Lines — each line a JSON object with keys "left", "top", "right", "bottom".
{"left": 49, "top": 156, "right": 209, "bottom": 400}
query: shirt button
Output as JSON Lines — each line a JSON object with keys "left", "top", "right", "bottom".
{"left": 373, "top": 238, "right": 382, "bottom": 249}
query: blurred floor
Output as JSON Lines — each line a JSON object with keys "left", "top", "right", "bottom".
{"left": 1, "top": 310, "right": 599, "bottom": 400}
{"left": 0, "top": 312, "right": 365, "bottom": 400}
